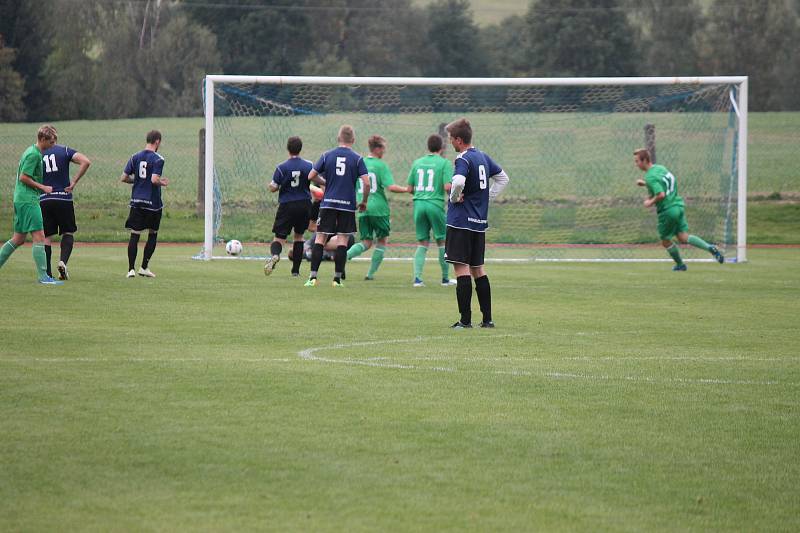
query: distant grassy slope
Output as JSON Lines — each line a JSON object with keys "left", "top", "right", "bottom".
{"left": 413, "top": 0, "right": 527, "bottom": 25}
{"left": 414, "top": 0, "right": 718, "bottom": 27}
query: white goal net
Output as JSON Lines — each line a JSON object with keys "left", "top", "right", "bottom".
{"left": 199, "top": 76, "right": 747, "bottom": 262}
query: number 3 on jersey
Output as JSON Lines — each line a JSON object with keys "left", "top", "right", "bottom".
{"left": 358, "top": 173, "right": 377, "bottom": 195}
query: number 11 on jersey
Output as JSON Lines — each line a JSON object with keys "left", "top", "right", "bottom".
{"left": 416, "top": 168, "right": 435, "bottom": 192}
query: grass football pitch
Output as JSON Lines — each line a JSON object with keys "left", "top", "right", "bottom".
{"left": 1, "top": 246, "right": 798, "bottom": 531}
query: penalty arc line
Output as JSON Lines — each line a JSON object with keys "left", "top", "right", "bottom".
{"left": 296, "top": 336, "right": 799, "bottom": 387}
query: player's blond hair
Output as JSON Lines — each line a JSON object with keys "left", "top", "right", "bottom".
{"left": 37, "top": 124, "right": 57, "bottom": 142}
{"left": 368, "top": 135, "right": 386, "bottom": 152}
{"left": 338, "top": 125, "right": 355, "bottom": 145}
{"left": 634, "top": 148, "right": 652, "bottom": 163}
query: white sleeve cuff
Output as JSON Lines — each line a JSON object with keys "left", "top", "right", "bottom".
{"left": 450, "top": 174, "right": 466, "bottom": 202}
{"left": 489, "top": 170, "right": 509, "bottom": 200}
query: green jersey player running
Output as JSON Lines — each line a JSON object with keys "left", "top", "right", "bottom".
{"left": 634, "top": 148, "right": 724, "bottom": 270}
{"left": 346, "top": 135, "right": 408, "bottom": 280}
{"left": 406, "top": 133, "right": 455, "bottom": 287}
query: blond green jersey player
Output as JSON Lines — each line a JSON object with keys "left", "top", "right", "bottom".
{"left": 634, "top": 148, "right": 724, "bottom": 270}
{"left": 347, "top": 135, "right": 408, "bottom": 280}
{"left": 0, "top": 124, "right": 63, "bottom": 284}
{"left": 406, "top": 134, "right": 454, "bottom": 287}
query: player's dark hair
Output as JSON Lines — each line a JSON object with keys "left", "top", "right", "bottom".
{"left": 368, "top": 135, "right": 386, "bottom": 152}
{"left": 146, "top": 130, "right": 162, "bottom": 144}
{"left": 634, "top": 148, "right": 652, "bottom": 163}
{"left": 287, "top": 136, "right": 303, "bottom": 155}
{"left": 446, "top": 118, "right": 472, "bottom": 144}
{"left": 427, "top": 134, "right": 443, "bottom": 153}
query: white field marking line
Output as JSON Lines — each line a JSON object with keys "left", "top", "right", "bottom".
{"left": 1, "top": 357, "right": 295, "bottom": 363}
{"left": 297, "top": 335, "right": 520, "bottom": 372}
{"left": 554, "top": 356, "right": 799, "bottom": 362}
{"left": 297, "top": 337, "right": 799, "bottom": 387}
{"left": 545, "top": 372, "right": 790, "bottom": 387}
{"left": 369, "top": 355, "right": 799, "bottom": 363}
{"left": 453, "top": 369, "right": 794, "bottom": 386}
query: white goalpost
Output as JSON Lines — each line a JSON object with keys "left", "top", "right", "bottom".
{"left": 200, "top": 75, "right": 748, "bottom": 262}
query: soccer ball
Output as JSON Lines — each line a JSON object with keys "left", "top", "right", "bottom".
{"left": 310, "top": 184, "right": 324, "bottom": 201}
{"left": 225, "top": 239, "right": 243, "bottom": 256}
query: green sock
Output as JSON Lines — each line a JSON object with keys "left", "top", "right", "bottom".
{"left": 413, "top": 245, "right": 427, "bottom": 279}
{"left": 438, "top": 246, "right": 449, "bottom": 279}
{"left": 367, "top": 246, "right": 385, "bottom": 278}
{"left": 0, "top": 239, "right": 19, "bottom": 269}
{"left": 32, "top": 243, "right": 48, "bottom": 280}
{"left": 347, "top": 242, "right": 366, "bottom": 260}
{"left": 666, "top": 244, "right": 683, "bottom": 265}
{"left": 687, "top": 235, "right": 712, "bottom": 252}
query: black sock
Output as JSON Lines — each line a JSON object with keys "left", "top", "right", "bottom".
{"left": 474, "top": 275, "right": 492, "bottom": 323}
{"left": 456, "top": 275, "right": 472, "bottom": 325}
{"left": 334, "top": 245, "right": 347, "bottom": 280}
{"left": 60, "top": 234, "right": 74, "bottom": 264}
{"left": 270, "top": 240, "right": 282, "bottom": 257}
{"left": 310, "top": 242, "right": 324, "bottom": 278}
{"left": 127, "top": 233, "right": 140, "bottom": 270}
{"left": 142, "top": 232, "right": 158, "bottom": 269}
{"left": 44, "top": 244, "right": 52, "bottom": 277}
{"left": 292, "top": 241, "right": 304, "bottom": 273}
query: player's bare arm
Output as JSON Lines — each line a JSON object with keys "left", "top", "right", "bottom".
{"left": 151, "top": 173, "right": 169, "bottom": 187}
{"left": 120, "top": 173, "right": 134, "bottom": 184}
{"left": 644, "top": 191, "right": 665, "bottom": 208}
{"left": 636, "top": 178, "right": 646, "bottom": 186}
{"left": 358, "top": 173, "right": 370, "bottom": 211}
{"left": 388, "top": 184, "right": 408, "bottom": 193}
{"left": 20, "top": 173, "right": 52, "bottom": 194}
{"left": 268, "top": 181, "right": 279, "bottom": 193}
{"left": 308, "top": 169, "right": 326, "bottom": 186}
{"left": 65, "top": 152, "right": 91, "bottom": 193}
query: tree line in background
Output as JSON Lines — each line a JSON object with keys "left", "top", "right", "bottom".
{"left": 1, "top": 0, "right": 799, "bottom": 122}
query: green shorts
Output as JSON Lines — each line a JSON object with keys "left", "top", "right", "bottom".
{"left": 358, "top": 215, "right": 391, "bottom": 241}
{"left": 413, "top": 202, "right": 447, "bottom": 242}
{"left": 657, "top": 205, "right": 689, "bottom": 241}
{"left": 13, "top": 202, "right": 44, "bottom": 234}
